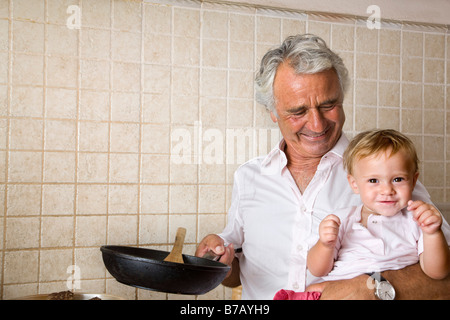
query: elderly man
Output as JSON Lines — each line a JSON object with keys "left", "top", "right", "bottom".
{"left": 195, "top": 34, "right": 450, "bottom": 299}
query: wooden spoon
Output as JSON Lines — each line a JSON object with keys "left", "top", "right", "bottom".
{"left": 163, "top": 227, "right": 186, "bottom": 264}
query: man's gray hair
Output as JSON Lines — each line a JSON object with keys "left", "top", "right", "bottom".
{"left": 255, "top": 34, "right": 349, "bottom": 116}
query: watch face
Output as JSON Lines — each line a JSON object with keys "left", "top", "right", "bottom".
{"left": 376, "top": 281, "right": 395, "bottom": 300}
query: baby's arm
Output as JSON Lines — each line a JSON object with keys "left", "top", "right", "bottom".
{"left": 407, "top": 200, "right": 450, "bottom": 279}
{"left": 307, "top": 214, "right": 341, "bottom": 277}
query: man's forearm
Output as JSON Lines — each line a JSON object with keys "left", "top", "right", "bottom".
{"left": 315, "top": 262, "right": 449, "bottom": 300}
{"left": 221, "top": 257, "right": 241, "bottom": 288}
{"left": 382, "top": 263, "right": 450, "bottom": 300}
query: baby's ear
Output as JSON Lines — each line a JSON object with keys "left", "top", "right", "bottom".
{"left": 412, "top": 171, "right": 419, "bottom": 188}
{"left": 347, "top": 174, "right": 359, "bottom": 194}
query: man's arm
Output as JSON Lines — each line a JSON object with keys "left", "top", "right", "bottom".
{"left": 307, "top": 263, "right": 450, "bottom": 300}
{"left": 383, "top": 263, "right": 450, "bottom": 300}
{"left": 221, "top": 257, "right": 241, "bottom": 287}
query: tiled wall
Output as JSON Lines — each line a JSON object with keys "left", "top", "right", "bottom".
{"left": 0, "top": 0, "right": 449, "bottom": 300}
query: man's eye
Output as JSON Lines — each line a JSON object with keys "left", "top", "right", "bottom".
{"left": 293, "top": 110, "right": 307, "bottom": 117}
{"left": 368, "top": 179, "right": 378, "bottom": 183}
{"left": 320, "top": 104, "right": 335, "bottom": 111}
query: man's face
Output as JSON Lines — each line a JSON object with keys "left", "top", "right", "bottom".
{"left": 272, "top": 63, "right": 345, "bottom": 160}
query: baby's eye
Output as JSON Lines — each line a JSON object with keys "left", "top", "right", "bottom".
{"left": 368, "top": 179, "right": 378, "bottom": 183}
{"left": 393, "top": 177, "right": 404, "bottom": 182}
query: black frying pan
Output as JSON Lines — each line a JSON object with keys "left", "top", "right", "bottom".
{"left": 100, "top": 230, "right": 231, "bottom": 295}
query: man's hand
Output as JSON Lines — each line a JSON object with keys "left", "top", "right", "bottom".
{"left": 195, "top": 234, "right": 236, "bottom": 277}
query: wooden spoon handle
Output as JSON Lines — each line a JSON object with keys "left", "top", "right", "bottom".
{"left": 163, "top": 227, "right": 186, "bottom": 263}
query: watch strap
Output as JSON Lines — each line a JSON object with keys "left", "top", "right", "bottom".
{"left": 365, "top": 272, "right": 387, "bottom": 282}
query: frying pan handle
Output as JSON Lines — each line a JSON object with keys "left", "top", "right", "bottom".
{"left": 202, "top": 247, "right": 242, "bottom": 261}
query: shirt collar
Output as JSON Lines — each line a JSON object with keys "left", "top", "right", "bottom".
{"left": 260, "top": 133, "right": 349, "bottom": 175}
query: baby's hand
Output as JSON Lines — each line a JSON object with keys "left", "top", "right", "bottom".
{"left": 319, "top": 214, "right": 341, "bottom": 248}
{"left": 407, "top": 200, "right": 442, "bottom": 235}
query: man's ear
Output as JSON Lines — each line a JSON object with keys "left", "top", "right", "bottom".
{"left": 270, "top": 111, "right": 278, "bottom": 123}
{"left": 347, "top": 174, "right": 359, "bottom": 194}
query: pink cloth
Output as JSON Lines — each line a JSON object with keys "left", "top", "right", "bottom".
{"left": 273, "top": 289, "right": 321, "bottom": 300}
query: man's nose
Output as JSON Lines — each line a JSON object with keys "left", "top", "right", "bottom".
{"left": 307, "top": 108, "right": 327, "bottom": 133}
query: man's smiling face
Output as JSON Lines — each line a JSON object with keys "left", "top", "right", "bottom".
{"left": 271, "top": 63, "right": 346, "bottom": 161}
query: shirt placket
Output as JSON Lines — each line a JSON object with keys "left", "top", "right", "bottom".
{"left": 285, "top": 156, "right": 334, "bottom": 291}
{"left": 283, "top": 170, "right": 311, "bottom": 291}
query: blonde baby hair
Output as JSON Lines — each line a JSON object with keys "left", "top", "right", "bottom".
{"left": 343, "top": 129, "right": 419, "bottom": 176}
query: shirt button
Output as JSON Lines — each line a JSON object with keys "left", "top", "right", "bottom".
{"left": 297, "top": 245, "right": 303, "bottom": 252}
{"left": 293, "top": 283, "right": 299, "bottom": 290}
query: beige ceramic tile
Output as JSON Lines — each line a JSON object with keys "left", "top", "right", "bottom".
{"left": 331, "top": 24, "right": 354, "bottom": 52}
{"left": 76, "top": 184, "right": 108, "bottom": 215}
{"left": 77, "top": 153, "right": 108, "bottom": 183}
{"left": 169, "top": 184, "right": 197, "bottom": 213}
{"left": 401, "top": 109, "right": 423, "bottom": 134}
{"left": 108, "top": 184, "right": 138, "bottom": 214}
{"left": 379, "top": 29, "right": 400, "bottom": 55}
{"left": 10, "top": 86, "right": 44, "bottom": 117}
{"left": 401, "top": 83, "right": 422, "bottom": 109}
{"left": 402, "top": 31, "right": 423, "bottom": 57}
{"left": 202, "top": 10, "right": 228, "bottom": 40}
{"left": 81, "top": 0, "right": 111, "bottom": 28}
{"left": 144, "top": 3, "right": 171, "bottom": 34}
{"left": 42, "top": 184, "right": 75, "bottom": 215}
{"left": 41, "top": 216, "right": 74, "bottom": 247}
{"left": 45, "top": 88, "right": 77, "bottom": 119}
{"left": 113, "top": 0, "right": 142, "bottom": 32}
{"left": 47, "top": 24, "right": 78, "bottom": 57}
{"left": 13, "top": 21, "right": 44, "bottom": 54}
{"left": 230, "top": 13, "right": 254, "bottom": 43}
{"left": 424, "top": 59, "right": 444, "bottom": 83}
{"left": 3, "top": 0, "right": 450, "bottom": 300}
{"left": 76, "top": 215, "right": 107, "bottom": 246}
{"left": 79, "top": 90, "right": 110, "bottom": 121}
{"left": 109, "top": 153, "right": 139, "bottom": 183}
{"left": 5, "top": 217, "right": 40, "bottom": 249}
{"left": 173, "top": 7, "right": 200, "bottom": 38}
{"left": 7, "top": 184, "right": 41, "bottom": 216}
{"left": 39, "top": 249, "right": 73, "bottom": 282}
{"left": 140, "top": 184, "right": 168, "bottom": 214}
{"left": 257, "top": 16, "right": 281, "bottom": 44}
{"left": 402, "top": 56, "right": 423, "bottom": 82}
{"left": 13, "top": 0, "right": 45, "bottom": 22}
{"left": 8, "top": 151, "right": 42, "bottom": 182}
{"left": 75, "top": 248, "right": 107, "bottom": 279}
{"left": 379, "top": 55, "right": 400, "bottom": 81}
{"left": 43, "top": 151, "right": 76, "bottom": 182}
{"left": 4, "top": 250, "right": 39, "bottom": 284}
{"left": 80, "top": 29, "right": 110, "bottom": 60}
{"left": 423, "top": 136, "right": 444, "bottom": 161}
{"left": 144, "top": 33, "right": 172, "bottom": 65}
{"left": 107, "top": 215, "right": 138, "bottom": 245}
{"left": 424, "top": 34, "right": 445, "bottom": 59}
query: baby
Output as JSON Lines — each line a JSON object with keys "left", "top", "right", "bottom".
{"left": 274, "top": 129, "right": 450, "bottom": 300}
{"left": 308, "top": 129, "right": 450, "bottom": 293}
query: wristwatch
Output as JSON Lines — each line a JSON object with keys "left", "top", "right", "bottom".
{"left": 366, "top": 272, "right": 396, "bottom": 300}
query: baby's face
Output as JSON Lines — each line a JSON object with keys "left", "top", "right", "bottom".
{"left": 347, "top": 149, "right": 419, "bottom": 217}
